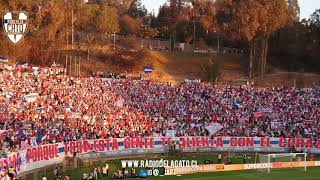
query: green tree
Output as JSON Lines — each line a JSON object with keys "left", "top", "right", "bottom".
{"left": 97, "top": 0, "right": 134, "bottom": 15}
{"left": 154, "top": 0, "right": 190, "bottom": 39}
{"left": 201, "top": 57, "right": 220, "bottom": 83}
{"left": 0, "top": 0, "right": 68, "bottom": 65}
{"left": 216, "top": 0, "right": 261, "bottom": 79}
{"left": 139, "top": 26, "right": 159, "bottom": 39}
{"left": 308, "top": 9, "right": 320, "bottom": 71}
{"left": 95, "top": 5, "right": 119, "bottom": 34}
{"left": 287, "top": 0, "right": 300, "bottom": 23}
{"left": 119, "top": 15, "right": 142, "bottom": 36}
{"left": 190, "top": 0, "right": 218, "bottom": 40}
{"left": 128, "top": 0, "right": 147, "bottom": 18}
{"left": 257, "top": 0, "right": 288, "bottom": 76}
{"left": 174, "top": 15, "right": 193, "bottom": 43}
{"left": 216, "top": 0, "right": 299, "bottom": 77}
{"left": 309, "top": 9, "right": 320, "bottom": 33}
{"left": 76, "top": 4, "right": 100, "bottom": 32}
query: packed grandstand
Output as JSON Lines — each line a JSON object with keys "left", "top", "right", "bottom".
{"left": 0, "top": 65, "right": 319, "bottom": 152}
{"left": 1, "top": 0, "right": 320, "bottom": 179}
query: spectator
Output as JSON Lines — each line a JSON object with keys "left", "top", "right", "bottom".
{"left": 83, "top": 172, "right": 88, "bottom": 180}
{"left": 243, "top": 154, "right": 247, "bottom": 164}
{"left": 218, "top": 154, "right": 222, "bottom": 164}
{"left": 0, "top": 65, "right": 318, "bottom": 155}
{"left": 54, "top": 167, "right": 59, "bottom": 177}
{"left": 103, "top": 163, "right": 109, "bottom": 177}
{"left": 93, "top": 168, "right": 98, "bottom": 180}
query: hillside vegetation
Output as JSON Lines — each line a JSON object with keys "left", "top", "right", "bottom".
{"left": 59, "top": 45, "right": 319, "bottom": 86}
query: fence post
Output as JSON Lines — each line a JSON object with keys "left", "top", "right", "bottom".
{"left": 63, "top": 158, "right": 67, "bottom": 172}
{"left": 74, "top": 157, "right": 78, "bottom": 169}
{"left": 33, "top": 171, "right": 37, "bottom": 180}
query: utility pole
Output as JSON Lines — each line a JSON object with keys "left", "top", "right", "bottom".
{"left": 193, "top": 7, "right": 197, "bottom": 52}
{"left": 65, "top": 0, "right": 68, "bottom": 49}
{"left": 66, "top": 31, "right": 69, "bottom": 49}
{"left": 169, "top": 34, "right": 172, "bottom": 52}
{"left": 217, "top": 36, "right": 220, "bottom": 54}
{"left": 193, "top": 20, "right": 196, "bottom": 51}
{"left": 76, "top": 56, "right": 79, "bottom": 77}
{"left": 69, "top": 56, "right": 72, "bottom": 75}
{"left": 76, "top": 56, "right": 78, "bottom": 77}
{"left": 78, "top": 56, "right": 81, "bottom": 77}
{"left": 71, "top": 5, "right": 74, "bottom": 50}
{"left": 249, "top": 45, "right": 252, "bottom": 80}
{"left": 113, "top": 32, "right": 116, "bottom": 50}
{"left": 66, "top": 55, "right": 68, "bottom": 75}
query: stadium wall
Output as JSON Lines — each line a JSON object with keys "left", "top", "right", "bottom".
{"left": 3, "top": 136, "right": 320, "bottom": 176}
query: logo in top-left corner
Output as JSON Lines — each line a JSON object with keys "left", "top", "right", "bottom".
{"left": 3, "top": 11, "right": 28, "bottom": 44}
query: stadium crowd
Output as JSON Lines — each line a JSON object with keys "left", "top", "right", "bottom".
{"left": 0, "top": 66, "right": 319, "bottom": 153}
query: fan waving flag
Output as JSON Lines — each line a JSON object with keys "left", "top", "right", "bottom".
{"left": 304, "top": 119, "right": 313, "bottom": 124}
{"left": 5, "top": 92, "right": 13, "bottom": 100}
{"left": 271, "top": 121, "right": 281, "bottom": 129}
{"left": 206, "top": 123, "right": 223, "bottom": 135}
{"left": 233, "top": 100, "right": 242, "bottom": 109}
{"left": 21, "top": 140, "right": 31, "bottom": 149}
{"left": 115, "top": 98, "right": 124, "bottom": 108}
{"left": 24, "top": 93, "right": 39, "bottom": 103}
{"left": 0, "top": 130, "right": 7, "bottom": 140}
{"left": 64, "top": 103, "right": 75, "bottom": 113}
{"left": 30, "top": 137, "right": 37, "bottom": 147}
{"left": 259, "top": 107, "right": 273, "bottom": 113}
{"left": 0, "top": 56, "right": 8, "bottom": 63}
{"left": 254, "top": 112, "right": 264, "bottom": 118}
{"left": 144, "top": 66, "right": 154, "bottom": 73}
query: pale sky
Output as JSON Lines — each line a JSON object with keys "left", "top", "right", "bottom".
{"left": 141, "top": 0, "right": 167, "bottom": 15}
{"left": 141, "top": 0, "right": 320, "bottom": 20}
{"left": 299, "top": 0, "right": 320, "bottom": 20}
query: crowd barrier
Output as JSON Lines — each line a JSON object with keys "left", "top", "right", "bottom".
{"left": 2, "top": 136, "right": 320, "bottom": 176}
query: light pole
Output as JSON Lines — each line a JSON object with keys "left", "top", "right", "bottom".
{"left": 217, "top": 35, "right": 220, "bottom": 53}
{"left": 65, "top": 55, "right": 68, "bottom": 75}
{"left": 71, "top": 1, "right": 74, "bottom": 50}
{"left": 192, "top": 6, "right": 199, "bottom": 52}
{"left": 193, "top": 20, "right": 196, "bottom": 51}
{"left": 113, "top": 32, "right": 116, "bottom": 50}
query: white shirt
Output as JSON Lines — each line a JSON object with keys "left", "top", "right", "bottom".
{"left": 102, "top": 167, "right": 107, "bottom": 174}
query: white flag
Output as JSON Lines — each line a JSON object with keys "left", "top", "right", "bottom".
{"left": 115, "top": 98, "right": 124, "bottom": 108}
{"left": 30, "top": 137, "right": 38, "bottom": 147}
{"left": 206, "top": 123, "right": 223, "bottom": 135}
{"left": 25, "top": 93, "right": 39, "bottom": 103}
